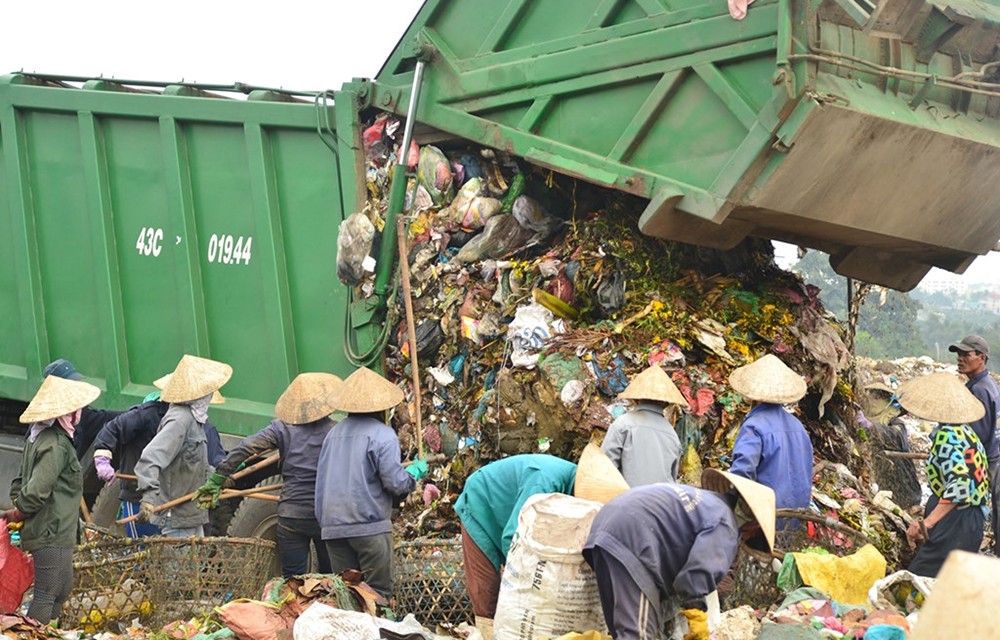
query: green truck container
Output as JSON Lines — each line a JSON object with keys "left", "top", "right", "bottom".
{"left": 3, "top": 0, "right": 1000, "bottom": 524}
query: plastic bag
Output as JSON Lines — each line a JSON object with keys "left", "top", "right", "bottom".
{"left": 456, "top": 214, "right": 534, "bottom": 264}
{"left": 0, "top": 518, "right": 34, "bottom": 614}
{"left": 218, "top": 600, "right": 292, "bottom": 640}
{"left": 293, "top": 602, "right": 379, "bottom": 640}
{"left": 595, "top": 268, "right": 625, "bottom": 316}
{"left": 336, "top": 212, "right": 375, "bottom": 285}
{"left": 506, "top": 302, "right": 556, "bottom": 369}
{"left": 867, "top": 570, "right": 935, "bottom": 614}
{"left": 417, "top": 145, "right": 453, "bottom": 206}
{"left": 512, "top": 195, "right": 561, "bottom": 236}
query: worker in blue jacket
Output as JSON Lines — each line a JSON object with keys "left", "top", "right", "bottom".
{"left": 727, "top": 354, "right": 813, "bottom": 512}
{"left": 454, "top": 454, "right": 577, "bottom": 622}
{"left": 314, "top": 367, "right": 429, "bottom": 599}
{"left": 93, "top": 373, "right": 225, "bottom": 538}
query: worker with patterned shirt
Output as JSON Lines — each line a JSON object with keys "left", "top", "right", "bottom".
{"left": 897, "top": 372, "right": 990, "bottom": 577}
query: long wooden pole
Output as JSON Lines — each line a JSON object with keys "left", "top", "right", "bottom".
{"left": 397, "top": 216, "right": 424, "bottom": 460}
{"left": 116, "top": 453, "right": 281, "bottom": 525}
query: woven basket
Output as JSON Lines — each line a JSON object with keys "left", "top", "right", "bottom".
{"left": 394, "top": 537, "right": 474, "bottom": 627}
{"left": 65, "top": 536, "right": 277, "bottom": 632}
{"left": 724, "top": 508, "right": 870, "bottom": 611}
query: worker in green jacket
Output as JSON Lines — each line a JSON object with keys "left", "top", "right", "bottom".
{"left": 5, "top": 375, "right": 101, "bottom": 625}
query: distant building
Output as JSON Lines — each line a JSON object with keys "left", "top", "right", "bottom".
{"left": 979, "top": 292, "right": 1000, "bottom": 314}
{"left": 919, "top": 278, "right": 968, "bottom": 295}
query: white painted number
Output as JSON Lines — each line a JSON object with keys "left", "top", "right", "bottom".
{"left": 135, "top": 227, "right": 163, "bottom": 257}
{"left": 207, "top": 234, "right": 253, "bottom": 265}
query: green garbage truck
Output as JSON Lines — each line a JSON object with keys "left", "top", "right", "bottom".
{"left": 3, "top": 0, "right": 1000, "bottom": 538}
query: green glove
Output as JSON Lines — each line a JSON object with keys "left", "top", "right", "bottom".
{"left": 405, "top": 458, "right": 428, "bottom": 481}
{"left": 195, "top": 471, "right": 228, "bottom": 509}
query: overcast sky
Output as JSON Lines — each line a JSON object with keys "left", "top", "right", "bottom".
{"left": 8, "top": 0, "right": 997, "bottom": 285}
{"left": 8, "top": 0, "right": 423, "bottom": 90}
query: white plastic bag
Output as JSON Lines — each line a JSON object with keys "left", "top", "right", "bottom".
{"left": 336, "top": 212, "right": 375, "bottom": 285}
{"left": 494, "top": 493, "right": 607, "bottom": 640}
{"left": 505, "top": 302, "right": 556, "bottom": 368}
{"left": 293, "top": 602, "right": 379, "bottom": 640}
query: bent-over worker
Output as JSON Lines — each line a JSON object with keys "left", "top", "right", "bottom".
{"left": 583, "top": 470, "right": 775, "bottom": 640}
{"left": 454, "top": 454, "right": 577, "bottom": 624}
{"left": 42, "top": 358, "right": 123, "bottom": 460}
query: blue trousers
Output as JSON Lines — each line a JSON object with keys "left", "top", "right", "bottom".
{"left": 119, "top": 501, "right": 161, "bottom": 539}
{"left": 277, "top": 516, "right": 331, "bottom": 578}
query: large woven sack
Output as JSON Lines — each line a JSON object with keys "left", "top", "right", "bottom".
{"left": 494, "top": 493, "right": 607, "bottom": 640}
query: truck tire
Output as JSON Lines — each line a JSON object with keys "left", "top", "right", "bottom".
{"left": 227, "top": 475, "right": 282, "bottom": 577}
{"left": 89, "top": 480, "right": 126, "bottom": 537}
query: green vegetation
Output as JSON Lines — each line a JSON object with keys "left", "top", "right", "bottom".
{"left": 790, "top": 250, "right": 1000, "bottom": 361}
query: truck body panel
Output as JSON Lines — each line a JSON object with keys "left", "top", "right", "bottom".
{"left": 5, "top": 0, "right": 1000, "bottom": 429}
{"left": 1, "top": 76, "right": 362, "bottom": 434}
{"left": 373, "top": 0, "right": 1000, "bottom": 290}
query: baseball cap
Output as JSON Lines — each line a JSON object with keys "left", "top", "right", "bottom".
{"left": 948, "top": 335, "right": 990, "bottom": 356}
{"left": 42, "top": 358, "right": 84, "bottom": 381}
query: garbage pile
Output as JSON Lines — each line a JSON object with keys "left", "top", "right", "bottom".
{"left": 347, "top": 112, "right": 868, "bottom": 531}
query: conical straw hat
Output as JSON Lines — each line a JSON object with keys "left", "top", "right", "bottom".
{"left": 701, "top": 469, "right": 776, "bottom": 553}
{"left": 334, "top": 366, "right": 404, "bottom": 413}
{"left": 911, "top": 551, "right": 1000, "bottom": 640}
{"left": 275, "top": 372, "right": 344, "bottom": 424}
{"left": 154, "top": 373, "right": 225, "bottom": 404}
{"left": 21, "top": 375, "right": 102, "bottom": 424}
{"left": 159, "top": 355, "right": 232, "bottom": 404}
{"left": 729, "top": 354, "right": 807, "bottom": 404}
{"left": 618, "top": 365, "right": 689, "bottom": 407}
{"left": 574, "top": 443, "right": 630, "bottom": 504}
{"left": 896, "top": 371, "right": 984, "bottom": 424}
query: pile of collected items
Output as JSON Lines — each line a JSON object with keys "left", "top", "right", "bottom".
{"left": 348, "top": 112, "right": 895, "bottom": 537}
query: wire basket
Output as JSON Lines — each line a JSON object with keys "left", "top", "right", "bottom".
{"left": 65, "top": 538, "right": 153, "bottom": 632}
{"left": 724, "top": 509, "right": 870, "bottom": 611}
{"left": 394, "top": 537, "right": 474, "bottom": 627}
{"left": 65, "top": 536, "right": 278, "bottom": 632}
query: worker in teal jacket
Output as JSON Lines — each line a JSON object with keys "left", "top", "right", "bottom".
{"left": 453, "top": 454, "right": 577, "bottom": 622}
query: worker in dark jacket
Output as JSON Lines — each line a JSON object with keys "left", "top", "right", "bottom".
{"left": 583, "top": 470, "right": 775, "bottom": 640}
{"left": 948, "top": 334, "right": 1000, "bottom": 556}
{"left": 315, "top": 367, "right": 427, "bottom": 599}
{"left": 196, "top": 372, "right": 343, "bottom": 577}
{"left": 135, "top": 354, "right": 231, "bottom": 537}
{"left": 5, "top": 375, "right": 101, "bottom": 624}
{"left": 93, "top": 375, "right": 226, "bottom": 538}
{"left": 42, "top": 358, "right": 123, "bottom": 460}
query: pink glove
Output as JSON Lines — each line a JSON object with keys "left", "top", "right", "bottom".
{"left": 94, "top": 455, "right": 116, "bottom": 484}
{"left": 423, "top": 483, "right": 441, "bottom": 507}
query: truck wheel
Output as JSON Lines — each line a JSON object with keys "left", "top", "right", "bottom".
{"left": 89, "top": 480, "right": 125, "bottom": 538}
{"left": 227, "top": 475, "right": 282, "bottom": 577}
